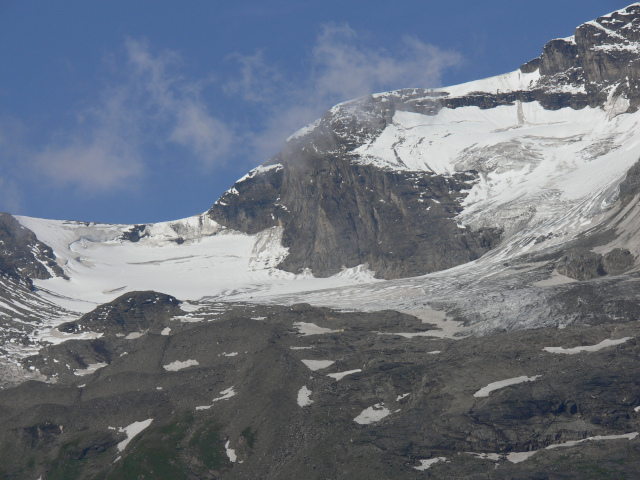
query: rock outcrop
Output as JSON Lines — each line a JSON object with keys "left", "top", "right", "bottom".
{"left": 58, "top": 291, "right": 182, "bottom": 335}
{"left": 0, "top": 212, "right": 65, "bottom": 286}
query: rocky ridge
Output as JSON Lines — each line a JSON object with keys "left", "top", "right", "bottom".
{"left": 208, "top": 3, "right": 640, "bottom": 279}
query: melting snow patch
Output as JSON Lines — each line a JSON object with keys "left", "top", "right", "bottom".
{"left": 125, "top": 332, "right": 144, "bottom": 340}
{"left": 396, "top": 393, "right": 410, "bottom": 401}
{"left": 474, "top": 375, "right": 541, "bottom": 398}
{"left": 327, "top": 369, "right": 362, "bottom": 380}
{"left": 180, "top": 303, "right": 203, "bottom": 313}
{"left": 546, "top": 432, "right": 639, "bottom": 449}
{"left": 74, "top": 362, "right": 108, "bottom": 376}
{"left": 290, "top": 346, "right": 313, "bottom": 350}
{"left": 635, "top": 406, "right": 640, "bottom": 413}
{"left": 163, "top": 359, "right": 199, "bottom": 371}
{"left": 213, "top": 387, "right": 236, "bottom": 402}
{"left": 543, "top": 337, "right": 632, "bottom": 354}
{"left": 174, "top": 316, "right": 204, "bottom": 323}
{"left": 506, "top": 432, "right": 638, "bottom": 463}
{"left": 507, "top": 451, "right": 537, "bottom": 464}
{"left": 117, "top": 419, "right": 153, "bottom": 452}
{"left": 468, "top": 452, "right": 502, "bottom": 461}
{"left": 223, "top": 352, "right": 238, "bottom": 357}
{"left": 161, "top": 327, "right": 171, "bottom": 336}
{"left": 354, "top": 403, "right": 391, "bottom": 424}
{"left": 251, "top": 316, "right": 267, "bottom": 321}
{"left": 301, "top": 359, "right": 335, "bottom": 371}
{"left": 196, "top": 387, "right": 236, "bottom": 410}
{"left": 414, "top": 457, "right": 447, "bottom": 470}
{"left": 225, "top": 440, "right": 237, "bottom": 462}
{"left": 293, "top": 322, "right": 341, "bottom": 335}
{"left": 297, "top": 386, "right": 313, "bottom": 407}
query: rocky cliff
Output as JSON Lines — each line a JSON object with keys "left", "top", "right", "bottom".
{"left": 209, "top": 4, "right": 640, "bottom": 280}
{"left": 0, "top": 212, "right": 65, "bottom": 287}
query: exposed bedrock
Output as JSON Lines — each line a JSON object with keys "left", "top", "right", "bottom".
{"left": 58, "top": 291, "right": 182, "bottom": 336}
{"left": 0, "top": 212, "right": 65, "bottom": 286}
{"left": 210, "top": 152, "right": 500, "bottom": 279}
{"left": 555, "top": 248, "right": 634, "bottom": 281}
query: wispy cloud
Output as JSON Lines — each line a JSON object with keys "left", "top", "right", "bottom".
{"left": 226, "top": 23, "right": 462, "bottom": 160}
{"left": 13, "top": 26, "right": 461, "bottom": 196}
{"left": 34, "top": 38, "right": 234, "bottom": 191}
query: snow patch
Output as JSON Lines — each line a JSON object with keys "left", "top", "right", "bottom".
{"left": 507, "top": 432, "right": 639, "bottom": 463}
{"left": 354, "top": 403, "right": 391, "bottom": 424}
{"left": 327, "top": 369, "right": 362, "bottom": 380}
{"left": 174, "top": 316, "right": 204, "bottom": 323}
{"left": 543, "top": 337, "right": 632, "bottom": 354}
{"left": 161, "top": 327, "right": 171, "bottom": 336}
{"left": 301, "top": 359, "right": 335, "bottom": 371}
{"left": 117, "top": 419, "right": 153, "bottom": 452}
{"left": 468, "top": 452, "right": 502, "bottom": 461}
{"left": 196, "top": 387, "right": 236, "bottom": 410}
{"left": 294, "top": 322, "right": 341, "bottom": 336}
{"left": 473, "top": 375, "right": 541, "bottom": 398}
{"left": 225, "top": 440, "right": 237, "bottom": 462}
{"left": 74, "top": 362, "right": 108, "bottom": 376}
{"left": 414, "top": 457, "right": 448, "bottom": 471}
{"left": 297, "top": 386, "right": 313, "bottom": 407}
{"left": 163, "top": 359, "right": 199, "bottom": 372}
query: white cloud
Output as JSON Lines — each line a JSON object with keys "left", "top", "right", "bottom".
{"left": 36, "top": 140, "right": 142, "bottom": 191}
{"left": 23, "top": 28, "right": 460, "bottom": 194}
{"left": 35, "top": 38, "right": 234, "bottom": 190}
{"left": 227, "top": 23, "right": 462, "bottom": 161}
{"left": 169, "top": 101, "right": 233, "bottom": 168}
{"left": 224, "top": 50, "right": 284, "bottom": 103}
{"left": 311, "top": 24, "right": 461, "bottom": 102}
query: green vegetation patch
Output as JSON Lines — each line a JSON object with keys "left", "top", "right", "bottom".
{"left": 47, "top": 437, "right": 86, "bottom": 480}
{"left": 188, "top": 421, "right": 232, "bottom": 471}
{"left": 106, "top": 413, "right": 193, "bottom": 480}
{"left": 241, "top": 426, "right": 256, "bottom": 449}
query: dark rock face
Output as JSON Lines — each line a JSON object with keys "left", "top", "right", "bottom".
{"left": 0, "top": 212, "right": 65, "bottom": 286}
{"left": 602, "top": 247, "right": 635, "bottom": 274}
{"left": 210, "top": 96, "right": 501, "bottom": 279}
{"left": 58, "top": 291, "right": 182, "bottom": 335}
{"left": 119, "top": 224, "right": 148, "bottom": 242}
{"left": 556, "top": 248, "right": 606, "bottom": 280}
{"left": 618, "top": 157, "right": 640, "bottom": 207}
{"left": 556, "top": 247, "right": 634, "bottom": 280}
{"left": 526, "top": 4, "right": 640, "bottom": 109}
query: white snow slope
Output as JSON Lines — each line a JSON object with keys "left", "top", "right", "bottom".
{"left": 13, "top": 66, "right": 640, "bottom": 349}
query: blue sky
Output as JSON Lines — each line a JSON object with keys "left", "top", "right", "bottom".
{"left": 0, "top": 0, "right": 629, "bottom": 223}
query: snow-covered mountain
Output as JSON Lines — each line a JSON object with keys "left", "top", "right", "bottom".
{"left": 2, "top": 4, "right": 640, "bottom": 479}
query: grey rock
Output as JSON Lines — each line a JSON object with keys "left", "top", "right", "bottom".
{"left": 556, "top": 248, "right": 605, "bottom": 280}
{"left": 602, "top": 248, "right": 635, "bottom": 275}
{"left": 0, "top": 212, "right": 66, "bottom": 286}
{"left": 58, "top": 291, "right": 182, "bottom": 335}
